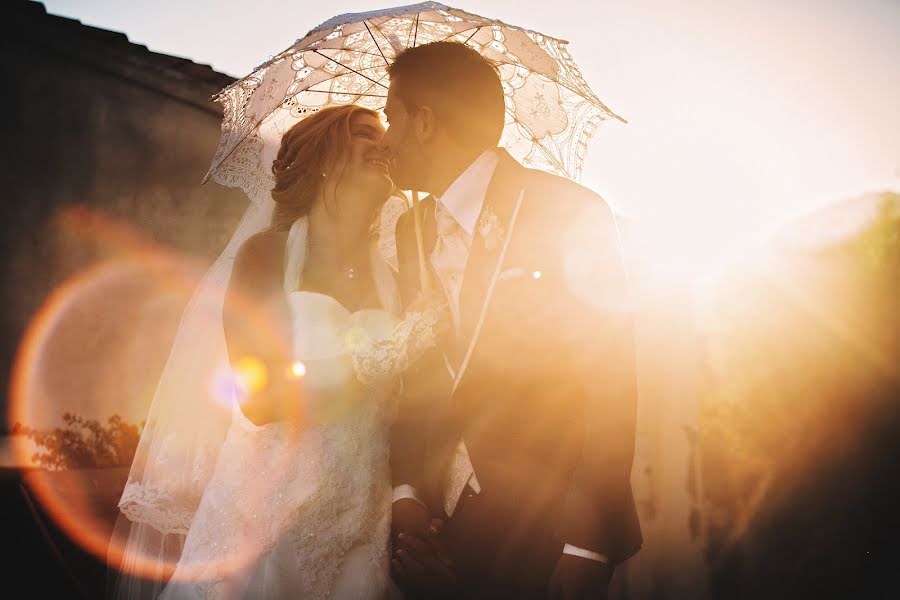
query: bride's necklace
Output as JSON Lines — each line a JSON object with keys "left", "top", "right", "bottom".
{"left": 307, "top": 240, "right": 365, "bottom": 281}
{"left": 337, "top": 251, "right": 365, "bottom": 281}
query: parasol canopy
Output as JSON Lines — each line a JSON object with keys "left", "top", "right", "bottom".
{"left": 205, "top": 1, "right": 624, "bottom": 204}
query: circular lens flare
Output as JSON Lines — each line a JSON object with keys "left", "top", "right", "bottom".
{"left": 8, "top": 210, "right": 304, "bottom": 584}
{"left": 289, "top": 361, "right": 307, "bottom": 379}
{"left": 235, "top": 356, "right": 269, "bottom": 394}
{"left": 9, "top": 254, "right": 199, "bottom": 575}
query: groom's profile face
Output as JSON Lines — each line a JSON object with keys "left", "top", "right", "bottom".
{"left": 381, "top": 80, "right": 426, "bottom": 190}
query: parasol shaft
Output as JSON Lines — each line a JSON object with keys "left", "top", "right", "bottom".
{"left": 410, "top": 190, "right": 433, "bottom": 296}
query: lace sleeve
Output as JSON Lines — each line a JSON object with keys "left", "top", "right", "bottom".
{"left": 375, "top": 193, "right": 409, "bottom": 272}
{"left": 348, "top": 307, "right": 446, "bottom": 385}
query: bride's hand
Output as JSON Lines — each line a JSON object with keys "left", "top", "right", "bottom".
{"left": 405, "top": 292, "right": 450, "bottom": 339}
{"left": 393, "top": 530, "right": 458, "bottom": 596}
{"left": 391, "top": 501, "right": 457, "bottom": 595}
{"left": 406, "top": 290, "right": 446, "bottom": 314}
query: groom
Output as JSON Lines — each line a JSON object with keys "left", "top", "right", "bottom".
{"left": 381, "top": 41, "right": 642, "bottom": 599}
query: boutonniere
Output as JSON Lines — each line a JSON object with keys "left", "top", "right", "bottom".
{"left": 477, "top": 205, "right": 506, "bottom": 251}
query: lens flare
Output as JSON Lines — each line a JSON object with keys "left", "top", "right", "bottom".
{"left": 235, "top": 356, "right": 269, "bottom": 393}
{"left": 9, "top": 253, "right": 200, "bottom": 573}
{"left": 210, "top": 365, "right": 247, "bottom": 406}
{"left": 289, "top": 361, "right": 307, "bottom": 379}
{"left": 8, "top": 207, "right": 305, "bottom": 583}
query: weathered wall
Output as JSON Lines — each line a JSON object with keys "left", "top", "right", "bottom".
{"left": 0, "top": 2, "right": 249, "bottom": 431}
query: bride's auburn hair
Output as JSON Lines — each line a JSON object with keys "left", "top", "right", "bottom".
{"left": 270, "top": 104, "right": 380, "bottom": 231}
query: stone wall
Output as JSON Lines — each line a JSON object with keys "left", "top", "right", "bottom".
{"left": 0, "top": 1, "right": 249, "bottom": 432}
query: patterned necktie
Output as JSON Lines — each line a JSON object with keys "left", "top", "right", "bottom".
{"left": 431, "top": 205, "right": 469, "bottom": 334}
{"left": 430, "top": 205, "right": 481, "bottom": 517}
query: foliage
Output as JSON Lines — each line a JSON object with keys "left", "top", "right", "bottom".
{"left": 697, "top": 192, "right": 900, "bottom": 574}
{"left": 12, "top": 413, "right": 142, "bottom": 470}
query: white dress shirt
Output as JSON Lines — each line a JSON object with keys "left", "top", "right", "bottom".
{"left": 393, "top": 150, "right": 607, "bottom": 563}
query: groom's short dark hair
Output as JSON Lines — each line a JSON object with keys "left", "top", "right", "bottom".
{"left": 389, "top": 41, "right": 505, "bottom": 151}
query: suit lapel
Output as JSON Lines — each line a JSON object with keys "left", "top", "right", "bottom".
{"left": 453, "top": 150, "right": 527, "bottom": 391}
{"left": 458, "top": 151, "right": 525, "bottom": 349}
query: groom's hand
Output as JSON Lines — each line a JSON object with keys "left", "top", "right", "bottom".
{"left": 548, "top": 554, "right": 612, "bottom": 600}
{"left": 391, "top": 497, "right": 431, "bottom": 542}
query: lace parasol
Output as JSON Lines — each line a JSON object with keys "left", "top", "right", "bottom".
{"left": 205, "top": 1, "right": 625, "bottom": 204}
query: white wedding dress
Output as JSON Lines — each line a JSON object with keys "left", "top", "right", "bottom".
{"left": 158, "top": 217, "right": 438, "bottom": 600}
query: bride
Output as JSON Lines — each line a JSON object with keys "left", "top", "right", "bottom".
{"left": 109, "top": 105, "right": 441, "bottom": 599}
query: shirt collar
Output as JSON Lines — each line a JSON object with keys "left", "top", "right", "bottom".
{"left": 434, "top": 149, "right": 500, "bottom": 237}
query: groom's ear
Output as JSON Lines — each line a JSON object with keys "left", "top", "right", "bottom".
{"left": 412, "top": 105, "right": 437, "bottom": 145}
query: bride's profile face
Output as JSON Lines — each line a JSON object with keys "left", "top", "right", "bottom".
{"left": 332, "top": 112, "right": 392, "bottom": 211}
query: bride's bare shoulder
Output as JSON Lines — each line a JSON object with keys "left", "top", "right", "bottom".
{"left": 237, "top": 230, "right": 288, "bottom": 259}
{"left": 231, "top": 230, "right": 290, "bottom": 293}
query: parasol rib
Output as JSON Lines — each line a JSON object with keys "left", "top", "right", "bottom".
{"left": 462, "top": 26, "right": 482, "bottom": 44}
{"left": 368, "top": 17, "right": 399, "bottom": 54}
{"left": 312, "top": 50, "right": 389, "bottom": 89}
{"left": 505, "top": 105, "right": 570, "bottom": 175}
{"left": 301, "top": 89, "right": 388, "bottom": 98}
{"left": 364, "top": 21, "right": 391, "bottom": 67}
{"left": 405, "top": 13, "right": 418, "bottom": 48}
{"left": 305, "top": 46, "right": 391, "bottom": 62}
{"left": 302, "top": 66, "right": 390, "bottom": 92}
{"left": 487, "top": 57, "right": 626, "bottom": 123}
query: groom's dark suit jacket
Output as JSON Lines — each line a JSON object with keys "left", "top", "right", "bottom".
{"left": 391, "top": 150, "right": 642, "bottom": 579}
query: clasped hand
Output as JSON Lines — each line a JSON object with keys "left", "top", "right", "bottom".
{"left": 390, "top": 498, "right": 458, "bottom": 597}
{"left": 391, "top": 499, "right": 611, "bottom": 600}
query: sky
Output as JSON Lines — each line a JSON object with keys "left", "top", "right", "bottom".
{"left": 39, "top": 0, "right": 900, "bottom": 274}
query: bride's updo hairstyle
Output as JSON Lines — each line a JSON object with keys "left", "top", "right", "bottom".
{"left": 270, "top": 104, "right": 380, "bottom": 231}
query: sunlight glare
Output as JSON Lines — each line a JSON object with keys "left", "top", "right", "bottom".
{"left": 289, "top": 360, "right": 307, "bottom": 379}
